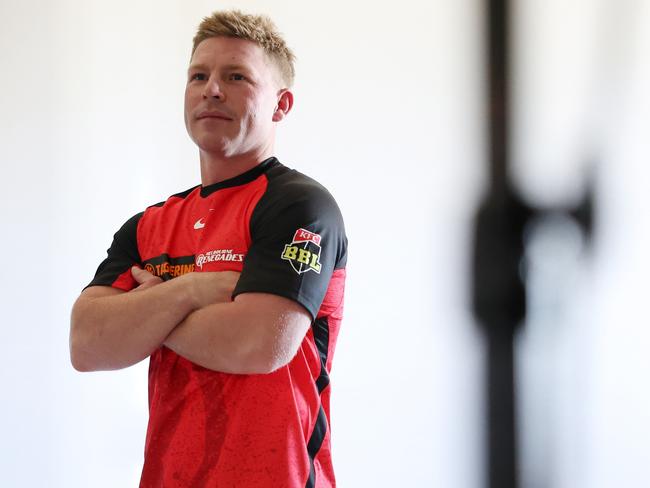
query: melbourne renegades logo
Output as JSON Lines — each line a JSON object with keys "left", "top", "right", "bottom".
{"left": 281, "top": 228, "right": 322, "bottom": 274}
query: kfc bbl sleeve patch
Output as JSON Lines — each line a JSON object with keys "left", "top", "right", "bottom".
{"left": 281, "top": 228, "right": 323, "bottom": 274}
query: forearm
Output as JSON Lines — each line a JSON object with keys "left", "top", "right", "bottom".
{"left": 163, "top": 301, "right": 263, "bottom": 374}
{"left": 70, "top": 277, "right": 196, "bottom": 371}
{"left": 164, "top": 294, "right": 310, "bottom": 375}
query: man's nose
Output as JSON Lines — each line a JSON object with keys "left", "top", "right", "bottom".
{"left": 202, "top": 76, "right": 224, "bottom": 100}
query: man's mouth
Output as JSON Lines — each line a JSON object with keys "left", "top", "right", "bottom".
{"left": 197, "top": 111, "right": 233, "bottom": 121}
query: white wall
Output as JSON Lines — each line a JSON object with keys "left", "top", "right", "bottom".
{"left": 1, "top": 1, "right": 647, "bottom": 487}
{"left": 512, "top": 1, "right": 650, "bottom": 487}
{"left": 0, "top": 1, "right": 485, "bottom": 486}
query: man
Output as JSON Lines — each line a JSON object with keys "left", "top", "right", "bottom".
{"left": 70, "top": 10, "right": 347, "bottom": 488}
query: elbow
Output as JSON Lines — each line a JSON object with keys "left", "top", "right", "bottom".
{"left": 70, "top": 341, "right": 91, "bottom": 372}
{"left": 260, "top": 352, "right": 295, "bottom": 374}
{"left": 70, "top": 302, "right": 92, "bottom": 372}
{"left": 69, "top": 327, "right": 95, "bottom": 372}
{"left": 234, "top": 360, "right": 282, "bottom": 376}
{"left": 70, "top": 353, "right": 92, "bottom": 372}
{"left": 69, "top": 325, "right": 123, "bottom": 372}
{"left": 242, "top": 359, "right": 284, "bottom": 375}
{"left": 70, "top": 335, "right": 118, "bottom": 372}
{"left": 198, "top": 353, "right": 281, "bottom": 375}
{"left": 69, "top": 321, "right": 87, "bottom": 371}
{"left": 236, "top": 328, "right": 303, "bottom": 375}
{"left": 69, "top": 309, "right": 103, "bottom": 372}
{"left": 236, "top": 344, "right": 297, "bottom": 375}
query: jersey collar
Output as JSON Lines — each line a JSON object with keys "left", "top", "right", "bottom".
{"left": 200, "top": 157, "right": 279, "bottom": 197}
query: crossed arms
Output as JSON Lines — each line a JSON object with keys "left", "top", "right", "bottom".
{"left": 69, "top": 267, "right": 311, "bottom": 374}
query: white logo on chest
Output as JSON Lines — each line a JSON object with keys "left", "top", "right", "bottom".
{"left": 196, "top": 249, "right": 244, "bottom": 268}
{"left": 194, "top": 218, "right": 206, "bottom": 230}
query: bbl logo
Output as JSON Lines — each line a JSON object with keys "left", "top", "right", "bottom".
{"left": 281, "top": 228, "right": 322, "bottom": 274}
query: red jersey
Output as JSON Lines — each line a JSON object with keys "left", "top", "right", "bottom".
{"left": 87, "top": 158, "right": 347, "bottom": 487}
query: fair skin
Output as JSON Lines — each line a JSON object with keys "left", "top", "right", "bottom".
{"left": 184, "top": 36, "right": 294, "bottom": 184}
{"left": 70, "top": 36, "right": 309, "bottom": 374}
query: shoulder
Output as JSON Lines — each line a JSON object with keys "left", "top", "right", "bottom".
{"left": 259, "top": 162, "right": 344, "bottom": 222}
{"left": 265, "top": 162, "right": 334, "bottom": 197}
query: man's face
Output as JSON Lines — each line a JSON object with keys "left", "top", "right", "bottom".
{"left": 184, "top": 37, "right": 285, "bottom": 159}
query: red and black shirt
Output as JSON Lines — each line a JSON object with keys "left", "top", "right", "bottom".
{"left": 87, "top": 157, "right": 347, "bottom": 488}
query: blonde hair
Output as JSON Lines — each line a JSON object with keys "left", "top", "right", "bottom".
{"left": 192, "top": 10, "right": 296, "bottom": 87}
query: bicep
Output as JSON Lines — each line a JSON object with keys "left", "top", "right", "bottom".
{"left": 234, "top": 184, "right": 347, "bottom": 320}
{"left": 234, "top": 292, "right": 311, "bottom": 331}
{"left": 233, "top": 292, "right": 312, "bottom": 370}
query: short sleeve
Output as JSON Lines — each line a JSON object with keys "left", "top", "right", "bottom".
{"left": 85, "top": 212, "right": 143, "bottom": 291}
{"left": 233, "top": 177, "right": 347, "bottom": 320}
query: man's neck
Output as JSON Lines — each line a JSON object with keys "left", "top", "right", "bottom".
{"left": 199, "top": 148, "right": 274, "bottom": 187}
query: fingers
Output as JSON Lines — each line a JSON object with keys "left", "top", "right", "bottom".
{"left": 131, "top": 266, "right": 161, "bottom": 285}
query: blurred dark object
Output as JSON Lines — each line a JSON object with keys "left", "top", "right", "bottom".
{"left": 473, "top": 188, "right": 529, "bottom": 488}
{"left": 472, "top": 1, "right": 593, "bottom": 488}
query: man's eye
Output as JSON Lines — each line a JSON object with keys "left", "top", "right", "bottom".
{"left": 190, "top": 73, "right": 207, "bottom": 81}
{"left": 229, "top": 73, "right": 246, "bottom": 81}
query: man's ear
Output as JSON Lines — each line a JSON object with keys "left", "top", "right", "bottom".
{"left": 272, "top": 89, "right": 294, "bottom": 122}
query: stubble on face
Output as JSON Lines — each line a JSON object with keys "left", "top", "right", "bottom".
{"left": 184, "top": 37, "right": 281, "bottom": 164}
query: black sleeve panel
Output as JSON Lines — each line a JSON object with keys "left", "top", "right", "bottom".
{"left": 86, "top": 212, "right": 143, "bottom": 289}
{"left": 233, "top": 167, "right": 347, "bottom": 320}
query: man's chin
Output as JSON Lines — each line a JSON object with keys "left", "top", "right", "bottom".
{"left": 195, "top": 138, "right": 234, "bottom": 157}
